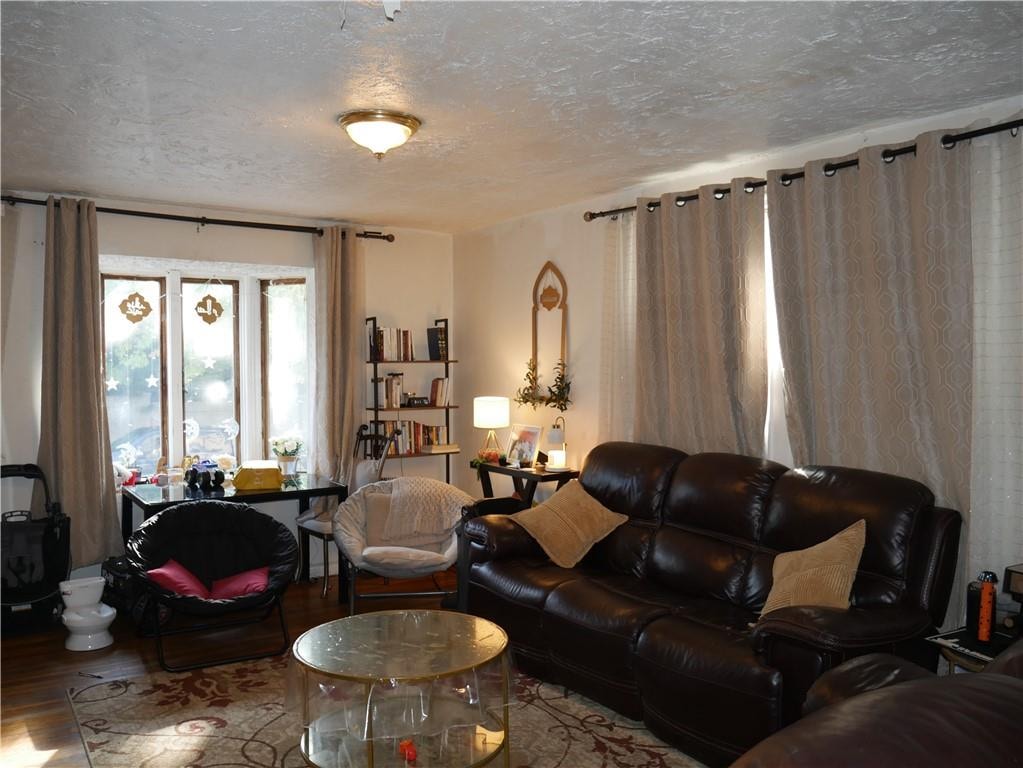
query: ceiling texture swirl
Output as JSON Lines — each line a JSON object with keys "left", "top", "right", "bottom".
{"left": 2, "top": 1, "right": 1021, "bottom": 232}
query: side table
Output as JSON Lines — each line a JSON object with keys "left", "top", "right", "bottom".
{"left": 474, "top": 461, "right": 579, "bottom": 508}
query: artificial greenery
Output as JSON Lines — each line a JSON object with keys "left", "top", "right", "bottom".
{"left": 513, "top": 357, "right": 572, "bottom": 411}
{"left": 547, "top": 358, "right": 572, "bottom": 412}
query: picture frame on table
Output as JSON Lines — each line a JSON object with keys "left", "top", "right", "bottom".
{"left": 506, "top": 423, "right": 543, "bottom": 468}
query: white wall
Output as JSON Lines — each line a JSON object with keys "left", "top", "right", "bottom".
{"left": 0, "top": 195, "right": 454, "bottom": 579}
{"left": 451, "top": 95, "right": 1023, "bottom": 497}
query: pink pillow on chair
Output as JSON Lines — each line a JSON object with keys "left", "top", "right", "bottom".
{"left": 210, "top": 566, "right": 270, "bottom": 599}
{"left": 147, "top": 558, "right": 210, "bottom": 598}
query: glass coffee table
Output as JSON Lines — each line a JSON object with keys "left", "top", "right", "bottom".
{"left": 293, "top": 610, "right": 510, "bottom": 768}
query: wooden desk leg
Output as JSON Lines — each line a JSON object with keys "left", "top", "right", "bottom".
{"left": 298, "top": 497, "right": 311, "bottom": 583}
{"left": 518, "top": 479, "right": 539, "bottom": 507}
{"left": 120, "top": 494, "right": 134, "bottom": 545}
{"left": 479, "top": 468, "right": 495, "bottom": 498}
{"left": 555, "top": 477, "right": 572, "bottom": 490}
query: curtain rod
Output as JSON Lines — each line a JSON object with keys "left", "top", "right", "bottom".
{"left": 583, "top": 117, "right": 1023, "bottom": 221}
{"left": 0, "top": 195, "right": 397, "bottom": 242}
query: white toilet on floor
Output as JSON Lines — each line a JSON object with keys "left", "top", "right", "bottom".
{"left": 60, "top": 577, "right": 116, "bottom": 651}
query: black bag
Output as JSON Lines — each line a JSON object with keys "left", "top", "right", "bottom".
{"left": 1, "top": 464, "right": 70, "bottom": 633}
{"left": 101, "top": 555, "right": 168, "bottom": 631}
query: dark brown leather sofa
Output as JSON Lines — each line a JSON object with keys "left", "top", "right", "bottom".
{"left": 732, "top": 640, "right": 1023, "bottom": 767}
{"left": 462, "top": 442, "right": 962, "bottom": 766}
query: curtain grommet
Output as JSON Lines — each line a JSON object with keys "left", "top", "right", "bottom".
{"left": 881, "top": 149, "right": 896, "bottom": 164}
{"left": 940, "top": 134, "right": 956, "bottom": 150}
{"left": 780, "top": 176, "right": 793, "bottom": 187}
{"left": 823, "top": 164, "right": 837, "bottom": 177}
{"left": 675, "top": 197, "right": 686, "bottom": 207}
{"left": 645, "top": 202, "right": 657, "bottom": 213}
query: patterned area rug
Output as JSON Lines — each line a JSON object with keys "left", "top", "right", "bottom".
{"left": 69, "top": 655, "right": 705, "bottom": 767}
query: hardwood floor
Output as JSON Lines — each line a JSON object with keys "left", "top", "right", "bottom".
{"left": 0, "top": 571, "right": 457, "bottom": 768}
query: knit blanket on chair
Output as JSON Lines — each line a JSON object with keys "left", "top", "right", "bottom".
{"left": 381, "top": 477, "right": 474, "bottom": 542}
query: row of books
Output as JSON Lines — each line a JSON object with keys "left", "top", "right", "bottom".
{"left": 370, "top": 327, "right": 416, "bottom": 362}
{"left": 368, "top": 326, "right": 450, "bottom": 362}
{"left": 373, "top": 421, "right": 451, "bottom": 456}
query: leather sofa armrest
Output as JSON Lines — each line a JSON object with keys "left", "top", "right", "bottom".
{"left": 753, "top": 605, "right": 933, "bottom": 654}
{"left": 802, "top": 652, "right": 934, "bottom": 716}
{"left": 752, "top": 605, "right": 934, "bottom": 724}
{"left": 463, "top": 513, "right": 545, "bottom": 560}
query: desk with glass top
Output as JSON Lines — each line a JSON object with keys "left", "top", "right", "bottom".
{"left": 119, "top": 473, "right": 346, "bottom": 582}
{"left": 293, "top": 610, "right": 510, "bottom": 768}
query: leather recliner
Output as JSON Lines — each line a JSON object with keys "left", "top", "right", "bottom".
{"left": 462, "top": 442, "right": 962, "bottom": 766}
{"left": 731, "top": 640, "right": 1023, "bottom": 767}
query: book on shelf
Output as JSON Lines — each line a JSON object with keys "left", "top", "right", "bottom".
{"left": 369, "top": 327, "right": 416, "bottom": 362}
{"left": 429, "top": 377, "right": 450, "bottom": 407}
{"left": 426, "top": 325, "right": 448, "bottom": 361}
{"left": 372, "top": 420, "right": 449, "bottom": 456}
{"left": 420, "top": 443, "right": 459, "bottom": 454}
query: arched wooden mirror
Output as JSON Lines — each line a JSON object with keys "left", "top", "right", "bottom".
{"left": 532, "top": 260, "right": 568, "bottom": 400}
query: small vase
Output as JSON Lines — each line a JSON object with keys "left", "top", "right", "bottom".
{"left": 277, "top": 456, "right": 298, "bottom": 476}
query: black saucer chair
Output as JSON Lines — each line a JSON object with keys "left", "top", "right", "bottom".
{"left": 126, "top": 500, "right": 298, "bottom": 672}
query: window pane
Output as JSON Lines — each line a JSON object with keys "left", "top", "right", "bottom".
{"left": 263, "top": 281, "right": 309, "bottom": 458}
{"left": 103, "top": 277, "right": 165, "bottom": 474}
{"left": 181, "top": 280, "right": 239, "bottom": 464}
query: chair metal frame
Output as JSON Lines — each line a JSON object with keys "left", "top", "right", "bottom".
{"left": 299, "top": 425, "right": 401, "bottom": 599}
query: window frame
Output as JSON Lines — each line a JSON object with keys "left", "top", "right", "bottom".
{"left": 260, "top": 277, "right": 308, "bottom": 456}
{"left": 100, "top": 273, "right": 169, "bottom": 470}
{"left": 179, "top": 277, "right": 242, "bottom": 460}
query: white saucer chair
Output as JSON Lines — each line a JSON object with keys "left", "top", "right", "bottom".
{"left": 333, "top": 476, "right": 474, "bottom": 614}
{"left": 297, "top": 426, "right": 400, "bottom": 599}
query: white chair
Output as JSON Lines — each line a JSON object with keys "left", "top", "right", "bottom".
{"left": 297, "top": 426, "right": 400, "bottom": 599}
{"left": 333, "top": 476, "right": 474, "bottom": 614}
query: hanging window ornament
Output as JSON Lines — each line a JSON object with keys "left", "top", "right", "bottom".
{"left": 119, "top": 291, "right": 153, "bottom": 323}
{"left": 195, "top": 293, "right": 224, "bottom": 324}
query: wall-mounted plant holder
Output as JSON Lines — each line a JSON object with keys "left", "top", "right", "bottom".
{"left": 515, "top": 261, "right": 571, "bottom": 411}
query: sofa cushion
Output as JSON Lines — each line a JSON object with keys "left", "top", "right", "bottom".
{"left": 511, "top": 480, "right": 628, "bottom": 567}
{"left": 468, "top": 558, "right": 583, "bottom": 674}
{"left": 543, "top": 576, "right": 672, "bottom": 718}
{"left": 760, "top": 519, "right": 865, "bottom": 616}
{"left": 753, "top": 467, "right": 932, "bottom": 609}
{"left": 636, "top": 615, "right": 783, "bottom": 762}
{"left": 649, "top": 453, "right": 788, "bottom": 606}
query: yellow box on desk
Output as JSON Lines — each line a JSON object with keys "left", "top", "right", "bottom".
{"left": 233, "top": 460, "right": 283, "bottom": 490}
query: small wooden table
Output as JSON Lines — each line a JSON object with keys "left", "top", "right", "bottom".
{"left": 474, "top": 461, "right": 579, "bottom": 508}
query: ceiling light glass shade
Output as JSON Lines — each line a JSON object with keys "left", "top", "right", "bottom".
{"left": 338, "top": 110, "right": 421, "bottom": 158}
{"left": 473, "top": 396, "right": 510, "bottom": 429}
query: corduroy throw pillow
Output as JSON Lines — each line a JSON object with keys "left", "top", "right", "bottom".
{"left": 511, "top": 479, "right": 628, "bottom": 568}
{"left": 760, "top": 519, "right": 866, "bottom": 616}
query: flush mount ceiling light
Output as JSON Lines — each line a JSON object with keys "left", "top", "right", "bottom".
{"left": 338, "top": 109, "right": 421, "bottom": 159}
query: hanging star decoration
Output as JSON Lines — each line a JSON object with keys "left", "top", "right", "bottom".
{"left": 105, "top": 377, "right": 119, "bottom": 391}
{"left": 203, "top": 357, "right": 216, "bottom": 369}
{"left": 145, "top": 375, "right": 160, "bottom": 388}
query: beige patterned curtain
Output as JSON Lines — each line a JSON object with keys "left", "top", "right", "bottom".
{"left": 36, "top": 197, "right": 122, "bottom": 566}
{"left": 967, "top": 115, "right": 1023, "bottom": 610}
{"left": 768, "top": 132, "right": 972, "bottom": 509}
{"left": 768, "top": 131, "right": 972, "bottom": 623}
{"left": 312, "top": 227, "right": 365, "bottom": 490}
{"left": 634, "top": 180, "right": 767, "bottom": 455}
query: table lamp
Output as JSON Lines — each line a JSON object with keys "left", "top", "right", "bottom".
{"left": 547, "top": 416, "right": 567, "bottom": 469}
{"left": 473, "top": 396, "right": 510, "bottom": 455}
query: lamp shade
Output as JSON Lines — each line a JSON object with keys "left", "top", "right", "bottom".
{"left": 548, "top": 426, "right": 565, "bottom": 445}
{"left": 473, "top": 397, "right": 510, "bottom": 429}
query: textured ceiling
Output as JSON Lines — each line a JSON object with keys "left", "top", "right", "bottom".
{"left": 2, "top": 1, "right": 1021, "bottom": 232}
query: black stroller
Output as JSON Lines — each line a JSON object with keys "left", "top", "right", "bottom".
{"left": 1, "top": 463, "right": 71, "bottom": 633}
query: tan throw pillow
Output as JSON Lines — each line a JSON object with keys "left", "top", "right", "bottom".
{"left": 511, "top": 479, "right": 628, "bottom": 568}
{"left": 760, "top": 519, "right": 866, "bottom": 616}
